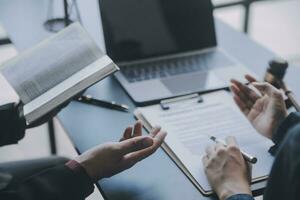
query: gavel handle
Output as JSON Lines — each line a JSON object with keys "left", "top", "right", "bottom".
{"left": 280, "top": 81, "right": 300, "bottom": 112}
{"left": 285, "top": 91, "right": 300, "bottom": 112}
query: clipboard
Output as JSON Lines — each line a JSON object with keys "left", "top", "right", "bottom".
{"left": 134, "top": 90, "right": 273, "bottom": 196}
{"left": 135, "top": 108, "right": 212, "bottom": 196}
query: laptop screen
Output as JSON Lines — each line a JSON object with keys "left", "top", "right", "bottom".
{"left": 99, "top": 0, "right": 216, "bottom": 62}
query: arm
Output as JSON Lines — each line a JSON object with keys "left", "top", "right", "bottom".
{"left": 203, "top": 75, "right": 289, "bottom": 200}
{"left": 269, "top": 112, "right": 300, "bottom": 154}
{"left": 0, "top": 101, "right": 64, "bottom": 146}
{"left": 264, "top": 123, "right": 300, "bottom": 200}
{"left": 1, "top": 121, "right": 166, "bottom": 200}
{"left": 226, "top": 194, "right": 254, "bottom": 200}
{"left": 0, "top": 103, "right": 26, "bottom": 146}
{"left": 0, "top": 164, "right": 94, "bottom": 200}
{"left": 0, "top": 95, "right": 75, "bottom": 146}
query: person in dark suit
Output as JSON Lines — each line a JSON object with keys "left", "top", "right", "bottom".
{"left": 0, "top": 102, "right": 166, "bottom": 200}
{"left": 202, "top": 74, "right": 300, "bottom": 200}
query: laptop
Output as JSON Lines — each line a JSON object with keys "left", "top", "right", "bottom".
{"left": 99, "top": 0, "right": 254, "bottom": 105}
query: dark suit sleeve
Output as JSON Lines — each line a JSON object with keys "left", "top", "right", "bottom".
{"left": 269, "top": 112, "right": 300, "bottom": 155}
{"left": 264, "top": 123, "right": 300, "bottom": 200}
{"left": 1, "top": 165, "right": 94, "bottom": 200}
{"left": 226, "top": 194, "right": 254, "bottom": 200}
{"left": 0, "top": 103, "right": 26, "bottom": 147}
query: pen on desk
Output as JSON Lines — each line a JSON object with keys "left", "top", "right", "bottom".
{"left": 209, "top": 136, "right": 257, "bottom": 164}
{"left": 76, "top": 95, "right": 130, "bottom": 112}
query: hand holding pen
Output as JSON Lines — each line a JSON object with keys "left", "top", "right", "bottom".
{"left": 210, "top": 136, "right": 257, "bottom": 164}
{"left": 203, "top": 136, "right": 253, "bottom": 199}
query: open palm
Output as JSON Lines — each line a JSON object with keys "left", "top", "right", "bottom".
{"left": 231, "top": 75, "right": 287, "bottom": 139}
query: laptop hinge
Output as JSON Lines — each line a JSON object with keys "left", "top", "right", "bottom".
{"left": 117, "top": 47, "right": 218, "bottom": 67}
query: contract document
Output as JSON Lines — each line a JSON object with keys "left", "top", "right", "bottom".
{"left": 134, "top": 90, "right": 274, "bottom": 195}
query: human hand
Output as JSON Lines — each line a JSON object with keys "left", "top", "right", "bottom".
{"left": 230, "top": 74, "right": 287, "bottom": 139}
{"left": 203, "top": 136, "right": 252, "bottom": 200}
{"left": 75, "top": 121, "right": 167, "bottom": 181}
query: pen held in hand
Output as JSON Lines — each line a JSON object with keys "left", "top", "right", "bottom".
{"left": 76, "top": 95, "right": 130, "bottom": 112}
{"left": 209, "top": 136, "right": 257, "bottom": 164}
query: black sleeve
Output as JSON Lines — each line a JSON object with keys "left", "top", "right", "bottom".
{"left": 268, "top": 112, "right": 300, "bottom": 155}
{"left": 0, "top": 103, "right": 26, "bottom": 147}
{"left": 226, "top": 194, "right": 254, "bottom": 200}
{"left": 264, "top": 124, "right": 300, "bottom": 200}
{"left": 0, "top": 165, "right": 94, "bottom": 200}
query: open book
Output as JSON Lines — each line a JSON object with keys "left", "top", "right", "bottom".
{"left": 134, "top": 90, "right": 274, "bottom": 196}
{"left": 0, "top": 23, "right": 119, "bottom": 124}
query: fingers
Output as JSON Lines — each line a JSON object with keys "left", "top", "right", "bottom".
{"left": 215, "top": 142, "right": 225, "bottom": 151}
{"left": 152, "top": 130, "right": 167, "bottom": 146}
{"left": 202, "top": 155, "right": 209, "bottom": 166}
{"left": 205, "top": 145, "right": 214, "bottom": 156}
{"left": 120, "top": 121, "right": 143, "bottom": 141}
{"left": 225, "top": 136, "right": 244, "bottom": 161}
{"left": 122, "top": 130, "right": 167, "bottom": 166}
{"left": 225, "top": 136, "right": 238, "bottom": 147}
{"left": 252, "top": 82, "right": 282, "bottom": 98}
{"left": 232, "top": 93, "right": 250, "bottom": 115}
{"left": 118, "top": 136, "right": 154, "bottom": 156}
{"left": 231, "top": 79, "right": 260, "bottom": 103}
{"left": 203, "top": 142, "right": 226, "bottom": 169}
{"left": 247, "top": 97, "right": 265, "bottom": 122}
{"left": 230, "top": 84, "right": 253, "bottom": 110}
{"left": 149, "top": 126, "right": 162, "bottom": 137}
{"left": 117, "top": 123, "right": 167, "bottom": 169}
{"left": 133, "top": 121, "right": 142, "bottom": 137}
{"left": 245, "top": 74, "right": 257, "bottom": 83}
{"left": 204, "top": 137, "right": 238, "bottom": 159}
{"left": 215, "top": 142, "right": 226, "bottom": 158}
{"left": 120, "top": 126, "right": 133, "bottom": 141}
{"left": 145, "top": 129, "right": 167, "bottom": 154}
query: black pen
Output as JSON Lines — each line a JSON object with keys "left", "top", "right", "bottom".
{"left": 76, "top": 95, "right": 129, "bottom": 112}
{"left": 210, "top": 136, "right": 257, "bottom": 164}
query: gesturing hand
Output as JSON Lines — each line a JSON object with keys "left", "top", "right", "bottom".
{"left": 75, "top": 121, "right": 167, "bottom": 181}
{"left": 230, "top": 74, "right": 287, "bottom": 139}
{"left": 203, "top": 136, "right": 252, "bottom": 200}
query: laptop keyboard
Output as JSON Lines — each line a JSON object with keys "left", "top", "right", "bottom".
{"left": 121, "top": 50, "right": 235, "bottom": 83}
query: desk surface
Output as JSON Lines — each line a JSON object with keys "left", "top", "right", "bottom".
{"left": 1, "top": 1, "right": 300, "bottom": 200}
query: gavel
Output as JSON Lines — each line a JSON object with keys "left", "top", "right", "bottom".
{"left": 264, "top": 58, "right": 300, "bottom": 111}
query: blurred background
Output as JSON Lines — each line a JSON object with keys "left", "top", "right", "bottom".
{"left": 0, "top": 0, "right": 299, "bottom": 199}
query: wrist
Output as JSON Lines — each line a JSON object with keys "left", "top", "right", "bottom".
{"left": 66, "top": 160, "right": 93, "bottom": 182}
{"left": 74, "top": 154, "right": 104, "bottom": 181}
{"left": 218, "top": 182, "right": 251, "bottom": 200}
{"left": 74, "top": 156, "right": 94, "bottom": 180}
{"left": 65, "top": 160, "right": 95, "bottom": 197}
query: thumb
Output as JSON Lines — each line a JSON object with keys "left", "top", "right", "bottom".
{"left": 118, "top": 136, "right": 153, "bottom": 156}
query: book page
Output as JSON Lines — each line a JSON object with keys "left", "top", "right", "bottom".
{"left": 1, "top": 23, "right": 103, "bottom": 104}
{"left": 0, "top": 44, "right": 19, "bottom": 105}
{"left": 135, "top": 91, "right": 274, "bottom": 193}
{"left": 23, "top": 55, "right": 117, "bottom": 124}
